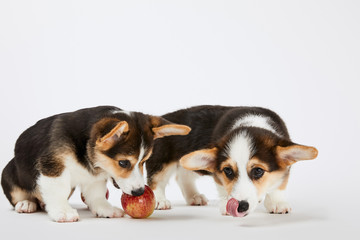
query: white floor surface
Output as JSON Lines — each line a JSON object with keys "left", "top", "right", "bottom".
{"left": 1, "top": 190, "right": 358, "bottom": 240}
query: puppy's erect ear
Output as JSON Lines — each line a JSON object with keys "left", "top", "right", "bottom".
{"left": 180, "top": 148, "right": 218, "bottom": 173}
{"left": 96, "top": 121, "right": 129, "bottom": 150}
{"left": 276, "top": 144, "right": 318, "bottom": 167}
{"left": 150, "top": 116, "right": 191, "bottom": 139}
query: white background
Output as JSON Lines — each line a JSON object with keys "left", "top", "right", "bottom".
{"left": 0, "top": 0, "right": 359, "bottom": 239}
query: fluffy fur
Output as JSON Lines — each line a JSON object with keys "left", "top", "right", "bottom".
{"left": 146, "top": 105, "right": 318, "bottom": 216}
{"left": 1, "top": 106, "right": 191, "bottom": 222}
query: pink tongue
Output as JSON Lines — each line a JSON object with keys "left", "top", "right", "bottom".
{"left": 226, "top": 198, "right": 247, "bottom": 217}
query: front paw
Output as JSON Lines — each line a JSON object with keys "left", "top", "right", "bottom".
{"left": 91, "top": 202, "right": 124, "bottom": 218}
{"left": 156, "top": 199, "right": 171, "bottom": 210}
{"left": 219, "top": 199, "right": 230, "bottom": 216}
{"left": 15, "top": 200, "right": 37, "bottom": 213}
{"left": 264, "top": 198, "right": 291, "bottom": 214}
{"left": 187, "top": 194, "right": 208, "bottom": 206}
{"left": 48, "top": 208, "right": 80, "bottom": 222}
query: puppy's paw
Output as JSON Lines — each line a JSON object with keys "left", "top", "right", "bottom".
{"left": 15, "top": 200, "right": 37, "bottom": 213}
{"left": 156, "top": 199, "right": 171, "bottom": 210}
{"left": 219, "top": 200, "right": 230, "bottom": 216}
{"left": 92, "top": 203, "right": 124, "bottom": 218}
{"left": 48, "top": 208, "right": 79, "bottom": 223}
{"left": 188, "top": 194, "right": 208, "bottom": 206}
{"left": 264, "top": 198, "right": 292, "bottom": 214}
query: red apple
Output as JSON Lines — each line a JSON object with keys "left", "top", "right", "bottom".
{"left": 81, "top": 189, "right": 109, "bottom": 203}
{"left": 121, "top": 185, "right": 155, "bottom": 219}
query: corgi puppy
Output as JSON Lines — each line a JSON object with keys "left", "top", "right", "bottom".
{"left": 146, "top": 105, "right": 317, "bottom": 216}
{"left": 1, "top": 106, "right": 190, "bottom": 222}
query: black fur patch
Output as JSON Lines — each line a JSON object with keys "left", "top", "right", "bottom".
{"left": 147, "top": 105, "right": 291, "bottom": 186}
{"left": 1, "top": 106, "right": 168, "bottom": 207}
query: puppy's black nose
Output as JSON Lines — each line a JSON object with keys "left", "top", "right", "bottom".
{"left": 237, "top": 200, "right": 249, "bottom": 213}
{"left": 131, "top": 187, "right": 145, "bottom": 196}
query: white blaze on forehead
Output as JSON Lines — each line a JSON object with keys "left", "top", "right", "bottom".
{"left": 138, "top": 140, "right": 146, "bottom": 162}
{"left": 226, "top": 132, "right": 258, "bottom": 212}
{"left": 226, "top": 132, "right": 253, "bottom": 167}
{"left": 111, "top": 109, "right": 132, "bottom": 116}
{"left": 115, "top": 139, "right": 146, "bottom": 194}
{"left": 231, "top": 114, "right": 280, "bottom": 137}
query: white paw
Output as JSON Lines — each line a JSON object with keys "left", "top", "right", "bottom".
{"left": 15, "top": 200, "right": 37, "bottom": 213}
{"left": 187, "top": 194, "right": 208, "bottom": 206}
{"left": 264, "top": 198, "right": 292, "bottom": 214}
{"left": 219, "top": 199, "right": 230, "bottom": 216}
{"left": 91, "top": 202, "right": 124, "bottom": 218}
{"left": 156, "top": 199, "right": 171, "bottom": 210}
{"left": 48, "top": 208, "right": 79, "bottom": 223}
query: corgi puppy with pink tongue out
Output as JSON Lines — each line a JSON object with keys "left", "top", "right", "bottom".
{"left": 146, "top": 105, "right": 318, "bottom": 217}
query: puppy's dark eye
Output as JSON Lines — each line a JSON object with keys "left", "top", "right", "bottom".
{"left": 118, "top": 160, "right": 131, "bottom": 169}
{"left": 223, "top": 167, "right": 234, "bottom": 179}
{"left": 251, "top": 167, "right": 265, "bottom": 180}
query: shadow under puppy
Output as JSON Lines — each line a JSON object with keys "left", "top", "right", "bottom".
{"left": 1, "top": 106, "right": 190, "bottom": 222}
{"left": 146, "top": 105, "right": 317, "bottom": 217}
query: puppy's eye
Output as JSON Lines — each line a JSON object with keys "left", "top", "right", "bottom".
{"left": 118, "top": 160, "right": 131, "bottom": 169}
{"left": 251, "top": 167, "right": 265, "bottom": 180}
{"left": 223, "top": 167, "right": 234, "bottom": 179}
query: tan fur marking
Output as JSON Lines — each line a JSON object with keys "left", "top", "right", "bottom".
{"left": 115, "top": 154, "right": 137, "bottom": 162}
{"left": 278, "top": 172, "right": 289, "bottom": 190}
{"left": 10, "top": 187, "right": 30, "bottom": 205}
{"left": 247, "top": 157, "right": 289, "bottom": 197}
{"left": 100, "top": 121, "right": 129, "bottom": 142}
{"left": 139, "top": 149, "right": 153, "bottom": 174}
{"left": 94, "top": 153, "right": 133, "bottom": 179}
{"left": 253, "top": 170, "right": 287, "bottom": 197}
{"left": 140, "top": 149, "right": 153, "bottom": 165}
{"left": 10, "top": 187, "right": 41, "bottom": 206}
{"left": 276, "top": 145, "right": 318, "bottom": 167}
{"left": 219, "top": 158, "right": 238, "bottom": 194}
{"left": 32, "top": 188, "right": 43, "bottom": 203}
{"left": 222, "top": 178, "right": 237, "bottom": 194}
{"left": 247, "top": 157, "right": 270, "bottom": 172}
{"left": 180, "top": 148, "right": 217, "bottom": 172}
{"left": 149, "top": 162, "right": 177, "bottom": 190}
{"left": 149, "top": 116, "right": 162, "bottom": 128}
{"left": 95, "top": 120, "right": 129, "bottom": 151}
{"left": 152, "top": 124, "right": 191, "bottom": 139}
{"left": 213, "top": 175, "right": 222, "bottom": 186}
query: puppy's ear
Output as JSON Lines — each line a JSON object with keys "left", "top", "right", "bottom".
{"left": 96, "top": 121, "right": 129, "bottom": 150}
{"left": 180, "top": 148, "right": 218, "bottom": 173}
{"left": 276, "top": 143, "right": 318, "bottom": 167}
{"left": 150, "top": 116, "right": 191, "bottom": 139}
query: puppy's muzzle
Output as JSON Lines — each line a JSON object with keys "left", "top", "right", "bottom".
{"left": 131, "top": 187, "right": 145, "bottom": 196}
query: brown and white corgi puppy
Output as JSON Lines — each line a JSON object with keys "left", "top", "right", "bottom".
{"left": 146, "top": 105, "right": 317, "bottom": 217}
{"left": 1, "top": 106, "right": 190, "bottom": 222}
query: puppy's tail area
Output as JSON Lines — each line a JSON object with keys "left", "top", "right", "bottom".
{"left": 1, "top": 159, "right": 18, "bottom": 206}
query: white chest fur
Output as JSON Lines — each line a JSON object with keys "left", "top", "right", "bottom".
{"left": 63, "top": 155, "right": 108, "bottom": 188}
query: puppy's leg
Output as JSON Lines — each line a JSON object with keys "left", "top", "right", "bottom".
{"left": 216, "top": 183, "right": 230, "bottom": 215}
{"left": 38, "top": 171, "right": 79, "bottom": 222}
{"left": 15, "top": 200, "right": 37, "bottom": 213}
{"left": 148, "top": 163, "right": 177, "bottom": 210}
{"left": 176, "top": 167, "right": 208, "bottom": 206}
{"left": 1, "top": 160, "right": 38, "bottom": 213}
{"left": 81, "top": 180, "right": 124, "bottom": 218}
{"left": 10, "top": 187, "right": 37, "bottom": 214}
{"left": 264, "top": 174, "right": 291, "bottom": 214}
